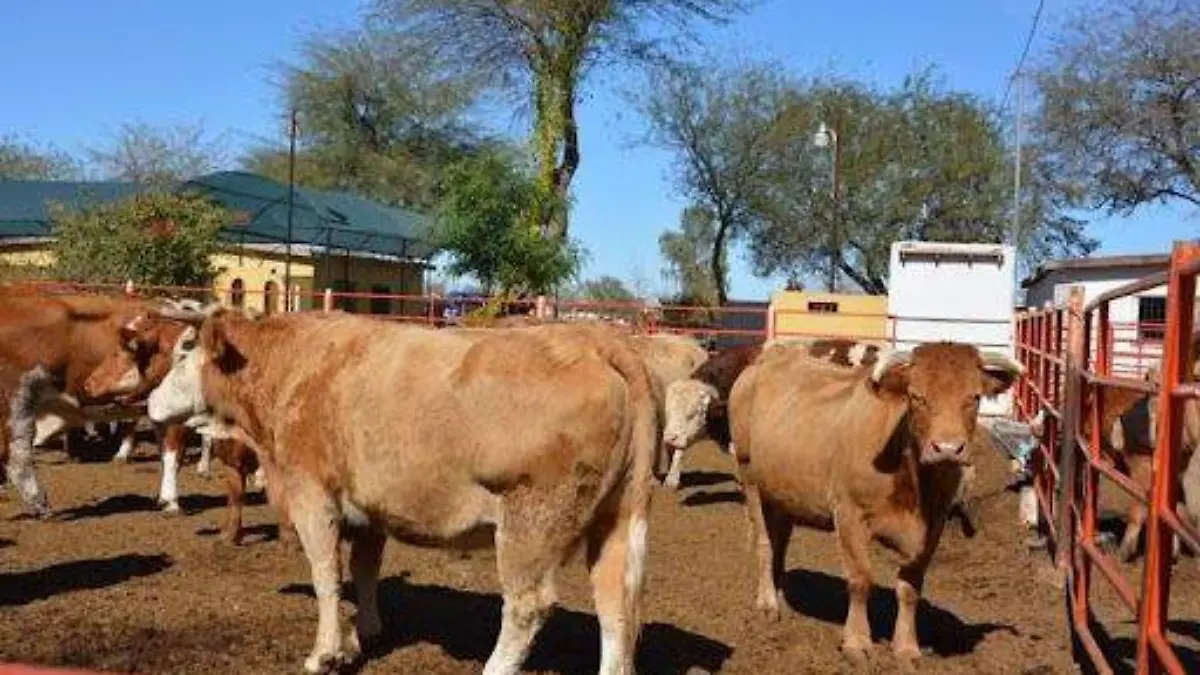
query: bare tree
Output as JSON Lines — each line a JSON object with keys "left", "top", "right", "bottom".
{"left": 0, "top": 135, "right": 78, "bottom": 180}
{"left": 1033, "top": 0, "right": 1200, "bottom": 214}
{"left": 86, "top": 121, "right": 229, "bottom": 185}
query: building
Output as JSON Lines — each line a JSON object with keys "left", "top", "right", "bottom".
{"left": 768, "top": 291, "right": 888, "bottom": 342}
{"left": 1020, "top": 253, "right": 1170, "bottom": 376}
{"left": 0, "top": 171, "right": 435, "bottom": 315}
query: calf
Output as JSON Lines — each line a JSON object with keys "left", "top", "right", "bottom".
{"left": 143, "top": 310, "right": 658, "bottom": 674}
{"left": 729, "top": 341, "right": 1021, "bottom": 663}
{"left": 83, "top": 307, "right": 291, "bottom": 545}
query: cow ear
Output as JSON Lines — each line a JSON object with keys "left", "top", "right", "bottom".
{"left": 980, "top": 351, "right": 1024, "bottom": 397}
{"left": 870, "top": 350, "right": 911, "bottom": 396}
{"left": 200, "top": 319, "right": 246, "bottom": 373}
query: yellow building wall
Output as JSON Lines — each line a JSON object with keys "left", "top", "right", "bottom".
{"left": 0, "top": 243, "right": 425, "bottom": 316}
{"left": 313, "top": 254, "right": 426, "bottom": 316}
{"left": 769, "top": 291, "right": 889, "bottom": 341}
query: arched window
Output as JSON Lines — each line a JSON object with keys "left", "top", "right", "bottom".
{"left": 264, "top": 281, "right": 279, "bottom": 315}
{"left": 229, "top": 278, "right": 245, "bottom": 309}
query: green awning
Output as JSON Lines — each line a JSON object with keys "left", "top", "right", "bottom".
{"left": 0, "top": 171, "right": 434, "bottom": 261}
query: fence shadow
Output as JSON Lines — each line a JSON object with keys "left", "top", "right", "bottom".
{"left": 281, "top": 575, "right": 733, "bottom": 674}
{"left": 782, "top": 568, "right": 1017, "bottom": 656}
{"left": 0, "top": 554, "right": 172, "bottom": 607}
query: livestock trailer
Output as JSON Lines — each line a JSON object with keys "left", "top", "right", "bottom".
{"left": 887, "top": 241, "right": 1017, "bottom": 417}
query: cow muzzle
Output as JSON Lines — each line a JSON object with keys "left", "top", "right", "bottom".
{"left": 921, "top": 440, "right": 969, "bottom": 464}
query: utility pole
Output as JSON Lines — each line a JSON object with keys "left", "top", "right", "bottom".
{"left": 1011, "top": 70, "right": 1024, "bottom": 246}
{"left": 284, "top": 109, "right": 298, "bottom": 311}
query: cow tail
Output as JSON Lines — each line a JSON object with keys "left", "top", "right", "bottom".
{"left": 6, "top": 364, "right": 53, "bottom": 517}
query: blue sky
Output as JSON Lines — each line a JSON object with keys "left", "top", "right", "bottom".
{"left": 3, "top": 0, "right": 1194, "bottom": 299}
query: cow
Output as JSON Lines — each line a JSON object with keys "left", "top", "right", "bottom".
{"left": 662, "top": 340, "right": 880, "bottom": 490}
{"left": 729, "top": 340, "right": 1022, "bottom": 663}
{"left": 0, "top": 289, "right": 208, "bottom": 513}
{"left": 82, "top": 307, "right": 292, "bottom": 546}
{"left": 140, "top": 308, "right": 658, "bottom": 675}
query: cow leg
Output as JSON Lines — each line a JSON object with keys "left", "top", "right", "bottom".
{"left": 346, "top": 528, "right": 387, "bottom": 658}
{"left": 261, "top": 457, "right": 299, "bottom": 550}
{"left": 156, "top": 427, "right": 184, "bottom": 514}
{"left": 112, "top": 423, "right": 136, "bottom": 463}
{"left": 745, "top": 480, "right": 790, "bottom": 620}
{"left": 834, "top": 507, "right": 874, "bottom": 660}
{"left": 197, "top": 435, "right": 213, "bottom": 478}
{"left": 221, "top": 460, "right": 246, "bottom": 546}
{"left": 1118, "top": 456, "right": 1153, "bottom": 561}
{"left": 291, "top": 485, "right": 347, "bottom": 674}
{"left": 251, "top": 465, "right": 267, "bottom": 491}
{"left": 586, "top": 501, "right": 649, "bottom": 675}
{"left": 482, "top": 523, "right": 562, "bottom": 675}
{"left": 663, "top": 446, "right": 686, "bottom": 490}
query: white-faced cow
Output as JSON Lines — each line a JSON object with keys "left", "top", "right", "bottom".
{"left": 141, "top": 309, "right": 658, "bottom": 675}
{"left": 729, "top": 340, "right": 1022, "bottom": 664}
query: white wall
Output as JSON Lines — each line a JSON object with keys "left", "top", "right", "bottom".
{"left": 887, "top": 241, "right": 1016, "bottom": 416}
{"left": 1025, "top": 268, "right": 1165, "bottom": 377}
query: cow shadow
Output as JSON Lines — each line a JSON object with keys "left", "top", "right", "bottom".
{"left": 782, "top": 568, "right": 1017, "bottom": 656}
{"left": 0, "top": 554, "right": 172, "bottom": 607}
{"left": 281, "top": 575, "right": 733, "bottom": 674}
{"left": 0, "top": 537, "right": 13, "bottom": 549}
{"left": 55, "top": 492, "right": 251, "bottom": 522}
{"left": 195, "top": 523, "right": 282, "bottom": 543}
{"left": 678, "top": 470, "right": 736, "bottom": 489}
{"left": 682, "top": 490, "right": 745, "bottom": 508}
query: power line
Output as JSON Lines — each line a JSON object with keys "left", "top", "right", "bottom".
{"left": 1000, "top": 0, "right": 1046, "bottom": 112}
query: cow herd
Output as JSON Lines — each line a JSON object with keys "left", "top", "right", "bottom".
{"left": 2, "top": 285, "right": 1188, "bottom": 674}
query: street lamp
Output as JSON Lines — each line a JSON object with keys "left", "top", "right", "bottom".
{"left": 812, "top": 121, "right": 841, "bottom": 293}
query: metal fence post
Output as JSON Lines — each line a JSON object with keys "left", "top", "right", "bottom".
{"left": 1057, "top": 286, "right": 1085, "bottom": 572}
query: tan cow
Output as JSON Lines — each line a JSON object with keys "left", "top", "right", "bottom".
{"left": 729, "top": 341, "right": 1021, "bottom": 663}
{"left": 143, "top": 309, "right": 658, "bottom": 675}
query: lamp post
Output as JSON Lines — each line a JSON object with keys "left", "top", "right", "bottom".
{"left": 813, "top": 120, "right": 841, "bottom": 293}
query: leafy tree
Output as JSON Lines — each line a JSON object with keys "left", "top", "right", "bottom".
{"left": 1033, "top": 0, "right": 1200, "bottom": 214}
{"left": 50, "top": 191, "right": 228, "bottom": 287}
{"left": 246, "top": 24, "right": 485, "bottom": 210}
{"left": 575, "top": 275, "right": 636, "bottom": 302}
{"left": 86, "top": 122, "right": 229, "bottom": 185}
{"left": 0, "top": 135, "right": 79, "bottom": 180}
{"left": 744, "top": 69, "right": 1095, "bottom": 293}
{"left": 430, "top": 149, "right": 582, "bottom": 294}
{"left": 659, "top": 205, "right": 726, "bottom": 305}
{"left": 373, "top": 0, "right": 751, "bottom": 239}
{"left": 639, "top": 61, "right": 785, "bottom": 304}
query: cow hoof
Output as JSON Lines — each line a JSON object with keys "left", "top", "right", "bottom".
{"left": 303, "top": 650, "right": 349, "bottom": 674}
{"left": 111, "top": 455, "right": 130, "bottom": 464}
{"left": 159, "top": 501, "right": 182, "bottom": 515}
{"left": 754, "top": 597, "right": 782, "bottom": 622}
{"left": 663, "top": 476, "right": 681, "bottom": 490}
{"left": 840, "top": 641, "right": 871, "bottom": 666}
{"left": 893, "top": 644, "right": 923, "bottom": 665}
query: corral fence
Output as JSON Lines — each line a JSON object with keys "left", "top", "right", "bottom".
{"left": 1014, "top": 241, "right": 1200, "bottom": 675}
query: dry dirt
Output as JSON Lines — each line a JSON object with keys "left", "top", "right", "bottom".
{"left": 1, "top": 436, "right": 1197, "bottom": 675}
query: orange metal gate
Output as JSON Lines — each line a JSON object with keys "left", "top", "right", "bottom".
{"left": 1014, "top": 241, "right": 1200, "bottom": 675}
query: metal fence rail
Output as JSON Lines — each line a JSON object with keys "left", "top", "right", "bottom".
{"left": 1013, "top": 241, "right": 1199, "bottom": 675}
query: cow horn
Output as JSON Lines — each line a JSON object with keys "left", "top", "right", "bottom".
{"left": 870, "top": 349, "right": 912, "bottom": 382}
{"left": 979, "top": 351, "right": 1025, "bottom": 377}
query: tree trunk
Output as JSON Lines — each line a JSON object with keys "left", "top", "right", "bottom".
{"left": 711, "top": 213, "right": 731, "bottom": 306}
{"left": 531, "top": 71, "right": 579, "bottom": 242}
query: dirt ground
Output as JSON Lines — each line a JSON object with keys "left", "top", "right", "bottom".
{"left": 1, "top": 435, "right": 1197, "bottom": 675}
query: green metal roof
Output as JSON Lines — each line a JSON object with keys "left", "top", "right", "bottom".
{"left": 0, "top": 171, "right": 434, "bottom": 260}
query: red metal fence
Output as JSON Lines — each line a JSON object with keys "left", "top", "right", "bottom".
{"left": 1014, "top": 241, "right": 1200, "bottom": 675}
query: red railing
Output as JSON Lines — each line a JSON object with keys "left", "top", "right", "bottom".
{"left": 1014, "top": 241, "right": 1199, "bottom": 675}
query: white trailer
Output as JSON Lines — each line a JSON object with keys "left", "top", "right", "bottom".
{"left": 886, "top": 241, "right": 1017, "bottom": 417}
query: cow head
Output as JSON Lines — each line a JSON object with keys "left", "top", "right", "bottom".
{"left": 147, "top": 306, "right": 242, "bottom": 427}
{"left": 870, "top": 342, "right": 1023, "bottom": 465}
{"left": 663, "top": 379, "right": 719, "bottom": 450}
{"left": 82, "top": 299, "right": 217, "bottom": 404}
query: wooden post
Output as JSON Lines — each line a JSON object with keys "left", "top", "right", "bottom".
{"left": 322, "top": 288, "right": 333, "bottom": 313}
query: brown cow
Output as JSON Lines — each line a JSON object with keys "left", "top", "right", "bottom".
{"left": 142, "top": 310, "right": 658, "bottom": 674}
{"left": 729, "top": 341, "right": 1021, "bottom": 663}
{"left": 82, "top": 308, "right": 294, "bottom": 546}
{"left": 661, "top": 339, "right": 881, "bottom": 490}
{"left": 0, "top": 290, "right": 201, "bottom": 513}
